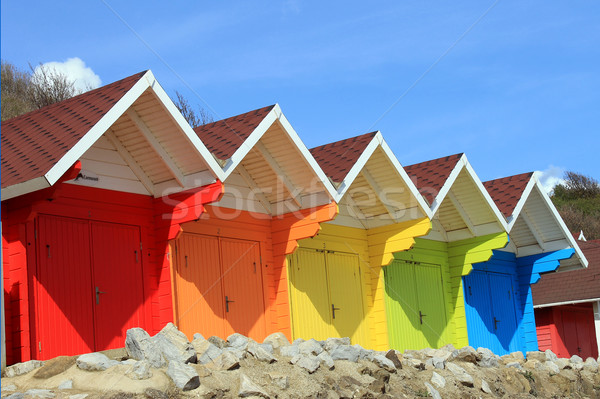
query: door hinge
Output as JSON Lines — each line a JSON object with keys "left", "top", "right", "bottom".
{"left": 140, "top": 242, "right": 143, "bottom": 251}
{"left": 39, "top": 341, "right": 42, "bottom": 352}
{"left": 34, "top": 228, "right": 37, "bottom": 240}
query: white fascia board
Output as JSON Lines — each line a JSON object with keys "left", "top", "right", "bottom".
{"left": 221, "top": 109, "right": 278, "bottom": 179}
{"left": 335, "top": 132, "right": 381, "bottom": 203}
{"left": 273, "top": 105, "right": 338, "bottom": 201}
{"left": 1, "top": 177, "right": 51, "bottom": 201}
{"left": 534, "top": 297, "right": 600, "bottom": 309}
{"left": 43, "top": 71, "right": 153, "bottom": 187}
{"left": 461, "top": 156, "right": 509, "bottom": 232}
{"left": 506, "top": 175, "right": 537, "bottom": 231}
{"left": 145, "top": 71, "right": 225, "bottom": 182}
{"left": 531, "top": 175, "right": 589, "bottom": 268}
{"left": 429, "top": 156, "right": 464, "bottom": 217}
{"left": 378, "top": 137, "right": 432, "bottom": 219}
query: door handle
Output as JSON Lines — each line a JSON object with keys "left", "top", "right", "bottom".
{"left": 332, "top": 304, "right": 341, "bottom": 319}
{"left": 225, "top": 296, "right": 235, "bottom": 312}
{"left": 95, "top": 287, "right": 106, "bottom": 305}
{"left": 494, "top": 317, "right": 501, "bottom": 330}
{"left": 419, "top": 311, "right": 427, "bottom": 325}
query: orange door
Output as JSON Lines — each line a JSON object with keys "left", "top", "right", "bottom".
{"left": 173, "top": 233, "right": 225, "bottom": 339}
{"left": 173, "top": 234, "right": 265, "bottom": 340}
{"left": 220, "top": 238, "right": 265, "bottom": 340}
{"left": 91, "top": 222, "right": 145, "bottom": 350}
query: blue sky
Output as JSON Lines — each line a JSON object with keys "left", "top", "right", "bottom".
{"left": 2, "top": 1, "right": 599, "bottom": 188}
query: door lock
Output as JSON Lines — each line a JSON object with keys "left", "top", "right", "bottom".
{"left": 225, "top": 296, "right": 235, "bottom": 312}
{"left": 95, "top": 287, "right": 106, "bottom": 305}
{"left": 493, "top": 317, "right": 501, "bottom": 330}
{"left": 332, "top": 304, "right": 341, "bottom": 319}
{"left": 419, "top": 311, "right": 427, "bottom": 325}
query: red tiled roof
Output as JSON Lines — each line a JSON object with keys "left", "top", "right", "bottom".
{"left": 194, "top": 105, "right": 275, "bottom": 161}
{"left": 1, "top": 71, "right": 146, "bottom": 189}
{"left": 309, "top": 132, "right": 377, "bottom": 183}
{"left": 483, "top": 172, "right": 534, "bottom": 218}
{"left": 532, "top": 239, "right": 600, "bottom": 305}
{"left": 404, "top": 154, "right": 463, "bottom": 205}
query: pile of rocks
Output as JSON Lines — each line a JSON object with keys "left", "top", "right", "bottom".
{"left": 2, "top": 324, "right": 599, "bottom": 399}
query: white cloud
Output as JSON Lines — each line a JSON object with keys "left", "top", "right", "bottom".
{"left": 537, "top": 165, "right": 566, "bottom": 194}
{"left": 33, "top": 57, "right": 101, "bottom": 92}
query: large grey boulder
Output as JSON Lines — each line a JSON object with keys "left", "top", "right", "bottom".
{"left": 166, "top": 361, "right": 200, "bottom": 391}
{"left": 247, "top": 341, "right": 276, "bottom": 363}
{"left": 584, "top": 357, "right": 598, "bottom": 372}
{"left": 194, "top": 340, "right": 223, "bottom": 365}
{"left": 371, "top": 354, "right": 396, "bottom": 373}
{"left": 298, "top": 339, "right": 323, "bottom": 356}
{"left": 5, "top": 360, "right": 44, "bottom": 377}
{"left": 207, "top": 336, "right": 226, "bottom": 349}
{"left": 125, "top": 360, "right": 152, "bottom": 380}
{"left": 323, "top": 337, "right": 351, "bottom": 352}
{"left": 555, "top": 358, "right": 570, "bottom": 370}
{"left": 425, "top": 357, "right": 446, "bottom": 370}
{"left": 4, "top": 394, "right": 24, "bottom": 399}
{"left": 262, "top": 333, "right": 290, "bottom": 351}
{"left": 446, "top": 362, "right": 474, "bottom": 387}
{"left": 280, "top": 345, "right": 300, "bottom": 358}
{"left": 226, "top": 333, "right": 249, "bottom": 351}
{"left": 153, "top": 323, "right": 196, "bottom": 364}
{"left": 329, "top": 344, "right": 361, "bottom": 362}
{"left": 238, "top": 374, "right": 269, "bottom": 398}
{"left": 385, "top": 350, "right": 403, "bottom": 369}
{"left": 545, "top": 349, "right": 558, "bottom": 361}
{"left": 76, "top": 353, "right": 119, "bottom": 371}
{"left": 570, "top": 354, "right": 583, "bottom": 364}
{"left": 291, "top": 354, "right": 320, "bottom": 374}
{"left": 477, "top": 347, "right": 500, "bottom": 368}
{"left": 125, "top": 328, "right": 165, "bottom": 368}
{"left": 526, "top": 351, "right": 546, "bottom": 362}
{"left": 543, "top": 360, "right": 560, "bottom": 375}
{"left": 450, "top": 346, "right": 480, "bottom": 364}
{"left": 317, "top": 351, "right": 335, "bottom": 370}
{"left": 213, "top": 351, "right": 240, "bottom": 371}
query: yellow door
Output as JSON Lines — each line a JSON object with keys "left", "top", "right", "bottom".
{"left": 326, "top": 251, "right": 367, "bottom": 345}
{"left": 288, "top": 249, "right": 332, "bottom": 340}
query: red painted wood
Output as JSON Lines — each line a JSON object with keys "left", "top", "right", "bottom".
{"left": 91, "top": 222, "right": 145, "bottom": 350}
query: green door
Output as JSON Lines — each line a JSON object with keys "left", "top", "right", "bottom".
{"left": 385, "top": 260, "right": 447, "bottom": 351}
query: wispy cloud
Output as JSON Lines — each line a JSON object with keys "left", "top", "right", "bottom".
{"left": 537, "top": 165, "right": 566, "bottom": 194}
{"left": 33, "top": 57, "right": 101, "bottom": 92}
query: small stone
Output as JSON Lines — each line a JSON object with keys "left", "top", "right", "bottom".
{"left": 227, "top": 333, "right": 249, "bottom": 350}
{"left": 5, "top": 394, "right": 24, "bottom": 399}
{"left": 5, "top": 360, "right": 44, "bottom": 378}
{"left": 76, "top": 353, "right": 119, "bottom": 371}
{"left": 477, "top": 347, "right": 500, "bottom": 368}
{"left": 481, "top": 379, "right": 492, "bottom": 394}
{"left": 291, "top": 354, "right": 320, "bottom": 373}
{"left": 144, "top": 388, "right": 168, "bottom": 399}
{"left": 298, "top": 339, "right": 323, "bottom": 356}
{"left": 544, "top": 360, "right": 560, "bottom": 375}
{"left": 446, "top": 362, "right": 474, "bottom": 387}
{"left": 68, "top": 395, "right": 88, "bottom": 399}
{"left": 545, "top": 349, "right": 558, "bottom": 361}
{"left": 166, "top": 361, "right": 200, "bottom": 391}
{"left": 424, "top": 382, "right": 441, "bottom": 399}
{"left": 58, "top": 380, "right": 73, "bottom": 390}
{"left": 450, "top": 346, "right": 480, "bottom": 364}
{"left": 371, "top": 354, "right": 396, "bottom": 373}
{"left": 214, "top": 351, "right": 240, "bottom": 370}
{"left": 121, "top": 359, "right": 136, "bottom": 365}
{"left": 238, "top": 374, "right": 269, "bottom": 398}
{"left": 329, "top": 344, "right": 361, "bottom": 362}
{"left": 247, "top": 341, "right": 276, "bottom": 363}
{"left": 323, "top": 337, "right": 351, "bottom": 352}
{"left": 407, "top": 358, "right": 425, "bottom": 370}
{"left": 195, "top": 340, "right": 223, "bottom": 365}
{"left": 427, "top": 357, "right": 445, "bottom": 369}
{"left": 570, "top": 354, "right": 583, "bottom": 364}
{"left": 24, "top": 389, "right": 55, "bottom": 399}
{"left": 125, "top": 360, "right": 152, "bottom": 380}
{"left": 385, "top": 350, "right": 402, "bottom": 369}
{"left": 317, "top": 351, "right": 335, "bottom": 370}
{"left": 506, "top": 361, "right": 523, "bottom": 370}
{"left": 262, "top": 332, "right": 290, "bottom": 351}
{"left": 431, "top": 371, "right": 446, "bottom": 389}
{"left": 125, "top": 328, "right": 165, "bottom": 368}
{"left": 584, "top": 357, "right": 599, "bottom": 372}
{"left": 207, "top": 336, "right": 226, "bottom": 349}
{"left": 267, "top": 373, "right": 289, "bottom": 390}
{"left": 2, "top": 385, "right": 18, "bottom": 393}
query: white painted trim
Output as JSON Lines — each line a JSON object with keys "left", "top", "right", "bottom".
{"left": 1, "top": 176, "right": 51, "bottom": 201}
{"left": 447, "top": 190, "right": 476, "bottom": 237}
{"left": 336, "top": 134, "right": 381, "bottom": 201}
{"left": 429, "top": 159, "right": 464, "bottom": 216}
{"left": 506, "top": 176, "right": 537, "bottom": 230}
{"left": 105, "top": 130, "right": 154, "bottom": 195}
{"left": 534, "top": 297, "right": 600, "bottom": 309}
{"left": 127, "top": 109, "right": 185, "bottom": 186}
{"left": 145, "top": 71, "right": 225, "bottom": 181}
{"left": 531, "top": 175, "right": 588, "bottom": 268}
{"left": 43, "top": 72, "right": 152, "bottom": 187}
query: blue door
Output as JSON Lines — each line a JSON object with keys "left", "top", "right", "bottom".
{"left": 464, "top": 271, "right": 520, "bottom": 355}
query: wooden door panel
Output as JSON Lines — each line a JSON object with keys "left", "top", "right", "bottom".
{"left": 288, "top": 249, "right": 332, "bottom": 341}
{"left": 326, "top": 252, "right": 366, "bottom": 346}
{"left": 91, "top": 222, "right": 144, "bottom": 350}
{"left": 415, "top": 263, "right": 447, "bottom": 349}
{"left": 221, "top": 238, "right": 265, "bottom": 341}
{"left": 36, "top": 215, "right": 95, "bottom": 359}
{"left": 174, "top": 233, "right": 224, "bottom": 339}
{"left": 488, "top": 273, "right": 519, "bottom": 354}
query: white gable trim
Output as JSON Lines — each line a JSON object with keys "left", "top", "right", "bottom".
{"left": 506, "top": 175, "right": 537, "bottom": 231}
{"left": 1, "top": 177, "right": 51, "bottom": 201}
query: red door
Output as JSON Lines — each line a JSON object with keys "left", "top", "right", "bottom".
{"left": 91, "top": 222, "right": 144, "bottom": 350}
{"left": 36, "top": 216, "right": 95, "bottom": 359}
{"left": 560, "top": 306, "right": 597, "bottom": 359}
{"left": 35, "top": 215, "right": 145, "bottom": 359}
